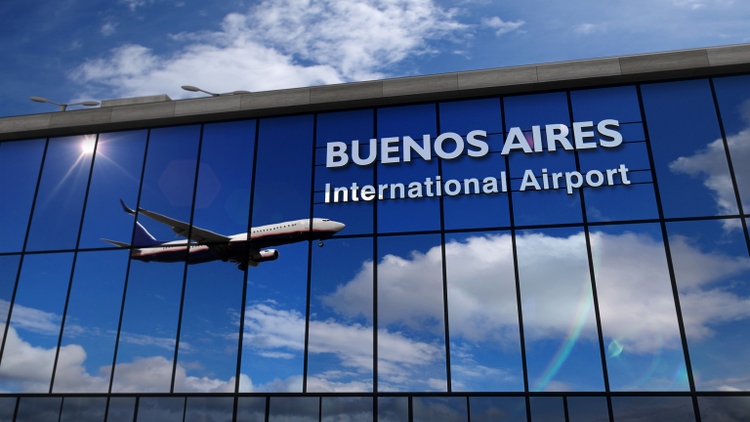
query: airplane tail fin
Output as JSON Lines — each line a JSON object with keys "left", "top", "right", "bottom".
{"left": 133, "top": 221, "right": 163, "bottom": 247}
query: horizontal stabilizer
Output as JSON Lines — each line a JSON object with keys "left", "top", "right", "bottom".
{"left": 101, "top": 238, "right": 130, "bottom": 248}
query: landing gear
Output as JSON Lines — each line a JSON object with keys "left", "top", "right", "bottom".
{"left": 318, "top": 241, "right": 324, "bottom": 247}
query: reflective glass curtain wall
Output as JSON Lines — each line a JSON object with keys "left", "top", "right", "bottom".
{"left": 0, "top": 74, "right": 747, "bottom": 421}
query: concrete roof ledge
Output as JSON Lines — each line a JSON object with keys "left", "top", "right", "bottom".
{"left": 707, "top": 44, "right": 750, "bottom": 67}
{"left": 174, "top": 95, "right": 241, "bottom": 116}
{"left": 457, "top": 66, "right": 538, "bottom": 91}
{"left": 0, "top": 113, "right": 52, "bottom": 134}
{"left": 310, "top": 81, "right": 383, "bottom": 104}
{"left": 240, "top": 88, "right": 311, "bottom": 111}
{"left": 49, "top": 107, "right": 113, "bottom": 128}
{"left": 383, "top": 73, "right": 458, "bottom": 98}
{"left": 619, "top": 49, "right": 710, "bottom": 75}
{"left": 537, "top": 58, "right": 621, "bottom": 82}
{"left": 101, "top": 94, "right": 172, "bottom": 107}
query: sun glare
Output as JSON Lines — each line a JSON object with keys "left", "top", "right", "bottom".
{"left": 81, "top": 137, "right": 96, "bottom": 154}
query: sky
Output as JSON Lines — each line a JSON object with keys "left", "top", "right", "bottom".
{"left": 1, "top": 0, "right": 750, "bottom": 118}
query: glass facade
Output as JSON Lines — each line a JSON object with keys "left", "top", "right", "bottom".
{"left": 0, "top": 74, "right": 748, "bottom": 421}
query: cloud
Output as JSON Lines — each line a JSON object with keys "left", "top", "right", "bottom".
{"left": 669, "top": 120, "right": 750, "bottom": 230}
{"left": 101, "top": 22, "right": 118, "bottom": 37}
{"left": 481, "top": 16, "right": 524, "bottom": 36}
{"left": 324, "top": 231, "right": 750, "bottom": 355}
{"left": 574, "top": 23, "right": 606, "bottom": 35}
{"left": 72, "top": 0, "right": 469, "bottom": 100}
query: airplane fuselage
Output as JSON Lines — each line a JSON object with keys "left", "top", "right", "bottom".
{"left": 130, "top": 218, "right": 344, "bottom": 266}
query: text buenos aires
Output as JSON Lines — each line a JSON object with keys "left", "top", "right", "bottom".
{"left": 324, "top": 119, "right": 630, "bottom": 203}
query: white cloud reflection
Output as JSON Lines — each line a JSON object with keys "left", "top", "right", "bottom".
{"left": 1, "top": 228, "right": 749, "bottom": 392}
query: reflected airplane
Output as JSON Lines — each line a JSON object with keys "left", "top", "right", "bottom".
{"left": 102, "top": 200, "right": 345, "bottom": 270}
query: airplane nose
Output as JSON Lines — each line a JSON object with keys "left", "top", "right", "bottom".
{"left": 334, "top": 221, "right": 346, "bottom": 232}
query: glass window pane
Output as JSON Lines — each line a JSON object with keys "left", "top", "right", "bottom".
{"left": 112, "top": 125, "right": 200, "bottom": 393}
{"left": 469, "top": 397, "right": 526, "bottom": 422}
{"left": 26, "top": 135, "right": 96, "bottom": 251}
{"left": 666, "top": 219, "right": 750, "bottom": 391}
{"left": 377, "top": 234, "right": 447, "bottom": 392}
{"left": 53, "top": 250, "right": 129, "bottom": 393}
{"left": 592, "top": 224, "right": 688, "bottom": 391}
{"left": 378, "top": 397, "right": 408, "bottom": 422}
{"left": 321, "top": 397, "right": 372, "bottom": 422}
{"left": 412, "top": 397, "right": 467, "bottom": 422}
{"left": 268, "top": 397, "right": 318, "bottom": 422}
{"left": 174, "top": 120, "right": 254, "bottom": 393}
{"left": 184, "top": 397, "right": 234, "bottom": 422}
{"left": 236, "top": 396, "right": 266, "bottom": 422}
{"left": 446, "top": 232, "right": 523, "bottom": 391}
{"left": 712, "top": 75, "right": 750, "bottom": 217}
{"left": 517, "top": 228, "right": 604, "bottom": 392}
{"left": 566, "top": 396, "right": 609, "bottom": 422}
{"left": 107, "top": 397, "right": 136, "bottom": 422}
{"left": 504, "top": 93, "right": 583, "bottom": 226}
{"left": 0, "top": 397, "right": 15, "bottom": 422}
{"left": 78, "top": 130, "right": 147, "bottom": 249}
{"left": 0, "top": 139, "right": 45, "bottom": 253}
{"left": 529, "top": 397, "right": 564, "bottom": 422}
{"left": 642, "top": 79, "right": 737, "bottom": 218}
{"left": 315, "top": 109, "right": 375, "bottom": 236}
{"left": 377, "top": 104, "right": 440, "bottom": 233}
{"left": 611, "top": 397, "right": 694, "bottom": 422}
{"left": 0, "top": 255, "right": 20, "bottom": 338}
{"left": 0, "top": 253, "right": 73, "bottom": 393}
{"left": 15, "top": 397, "right": 61, "bottom": 422}
{"left": 60, "top": 397, "right": 106, "bottom": 422}
{"left": 698, "top": 396, "right": 750, "bottom": 422}
{"left": 136, "top": 397, "right": 184, "bottom": 422}
{"left": 308, "top": 237, "right": 373, "bottom": 392}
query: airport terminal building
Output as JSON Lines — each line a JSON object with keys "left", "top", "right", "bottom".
{"left": 0, "top": 44, "right": 749, "bottom": 421}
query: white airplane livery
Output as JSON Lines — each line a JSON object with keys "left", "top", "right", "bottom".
{"left": 102, "top": 200, "right": 345, "bottom": 270}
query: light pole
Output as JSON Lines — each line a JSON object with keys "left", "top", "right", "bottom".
{"left": 29, "top": 96, "right": 100, "bottom": 112}
{"left": 181, "top": 86, "right": 251, "bottom": 97}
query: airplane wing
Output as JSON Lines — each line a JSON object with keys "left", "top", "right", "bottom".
{"left": 119, "top": 199, "right": 231, "bottom": 245}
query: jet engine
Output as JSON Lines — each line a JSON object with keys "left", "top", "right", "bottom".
{"left": 251, "top": 249, "right": 279, "bottom": 263}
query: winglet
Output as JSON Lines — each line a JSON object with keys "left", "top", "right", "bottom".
{"left": 120, "top": 199, "right": 136, "bottom": 215}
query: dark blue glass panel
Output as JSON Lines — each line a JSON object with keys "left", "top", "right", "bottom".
{"left": 0, "top": 139, "right": 44, "bottom": 253}
{"left": 698, "top": 396, "right": 750, "bottom": 422}
{"left": 308, "top": 237, "right": 373, "bottom": 392}
{"left": 592, "top": 224, "right": 688, "bottom": 391}
{"left": 517, "top": 227, "right": 604, "bottom": 392}
{"left": 78, "top": 130, "right": 147, "bottom": 249}
{"left": 504, "top": 92, "right": 569, "bottom": 130}
{"left": 268, "top": 397, "right": 318, "bottom": 422}
{"left": 571, "top": 85, "right": 642, "bottom": 124}
{"left": 321, "top": 397, "right": 373, "bottom": 422}
{"left": 26, "top": 136, "right": 95, "bottom": 251}
{"left": 315, "top": 109, "right": 375, "bottom": 235}
{"left": 439, "top": 98, "right": 503, "bottom": 135}
{"left": 236, "top": 396, "right": 266, "bottom": 422}
{"left": 667, "top": 219, "right": 750, "bottom": 391}
{"left": 378, "top": 397, "right": 408, "bottom": 422}
{"left": 15, "top": 397, "right": 61, "bottom": 422}
{"left": 59, "top": 397, "right": 106, "bottom": 422}
{"left": 641, "top": 79, "right": 736, "bottom": 218}
{"left": 712, "top": 75, "right": 750, "bottom": 214}
{"left": 578, "top": 141, "right": 657, "bottom": 222}
{"left": 412, "top": 397, "right": 467, "bottom": 422}
{"left": 107, "top": 397, "right": 135, "bottom": 422}
{"left": 445, "top": 232, "right": 523, "bottom": 392}
{"left": 611, "top": 396, "right": 695, "bottom": 421}
{"left": 442, "top": 152, "right": 510, "bottom": 230}
{"left": 136, "top": 397, "right": 184, "bottom": 422}
{"left": 0, "top": 253, "right": 73, "bottom": 393}
{"left": 529, "top": 397, "right": 565, "bottom": 422}
{"left": 469, "top": 397, "right": 526, "bottom": 422}
{"left": 53, "top": 250, "right": 128, "bottom": 393}
{"left": 0, "top": 397, "right": 15, "bottom": 422}
{"left": 184, "top": 397, "right": 234, "bottom": 422}
{"left": 377, "top": 234, "right": 446, "bottom": 391}
{"left": 566, "top": 396, "right": 609, "bottom": 422}
{"left": 252, "top": 115, "right": 313, "bottom": 225}
{"left": 377, "top": 104, "right": 440, "bottom": 233}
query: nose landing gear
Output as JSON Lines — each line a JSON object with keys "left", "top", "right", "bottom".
{"left": 318, "top": 241, "right": 324, "bottom": 247}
